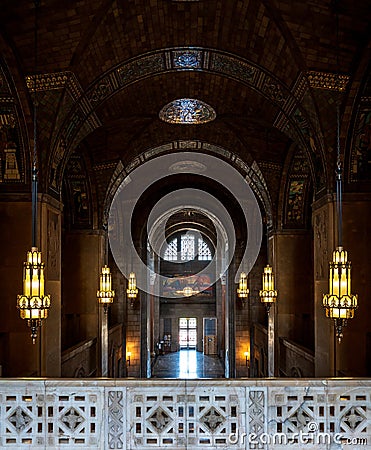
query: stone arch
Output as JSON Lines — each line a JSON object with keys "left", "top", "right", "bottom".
{"left": 102, "top": 140, "right": 273, "bottom": 229}
{"left": 47, "top": 47, "right": 327, "bottom": 195}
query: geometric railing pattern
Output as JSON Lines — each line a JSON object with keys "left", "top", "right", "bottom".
{"left": 0, "top": 379, "right": 369, "bottom": 449}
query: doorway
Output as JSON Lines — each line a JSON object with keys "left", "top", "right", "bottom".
{"left": 179, "top": 318, "right": 197, "bottom": 349}
{"left": 203, "top": 317, "right": 217, "bottom": 355}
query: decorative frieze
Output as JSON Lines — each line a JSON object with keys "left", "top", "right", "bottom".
{"left": 307, "top": 70, "right": 350, "bottom": 91}
{"left": 48, "top": 48, "right": 324, "bottom": 194}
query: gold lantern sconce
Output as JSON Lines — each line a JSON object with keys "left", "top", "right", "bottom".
{"left": 17, "top": 1, "right": 51, "bottom": 343}
{"left": 244, "top": 350, "right": 250, "bottom": 368}
{"left": 127, "top": 272, "right": 138, "bottom": 307}
{"left": 237, "top": 272, "right": 249, "bottom": 307}
{"left": 126, "top": 351, "right": 131, "bottom": 367}
{"left": 322, "top": 4, "right": 358, "bottom": 343}
{"left": 17, "top": 247, "right": 51, "bottom": 344}
{"left": 323, "top": 247, "right": 357, "bottom": 342}
{"left": 259, "top": 264, "right": 277, "bottom": 312}
{"left": 97, "top": 265, "right": 115, "bottom": 313}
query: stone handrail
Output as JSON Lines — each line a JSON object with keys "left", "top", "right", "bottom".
{"left": 0, "top": 378, "right": 369, "bottom": 449}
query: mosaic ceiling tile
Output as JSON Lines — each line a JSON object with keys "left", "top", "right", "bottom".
{"left": 159, "top": 98, "right": 216, "bottom": 124}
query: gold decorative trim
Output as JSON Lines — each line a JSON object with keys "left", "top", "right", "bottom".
{"left": 307, "top": 71, "right": 349, "bottom": 91}
{"left": 0, "top": 113, "right": 15, "bottom": 128}
{"left": 26, "top": 72, "right": 70, "bottom": 91}
{"left": 93, "top": 162, "right": 118, "bottom": 171}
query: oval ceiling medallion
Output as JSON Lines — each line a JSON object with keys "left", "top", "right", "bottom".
{"left": 168, "top": 160, "right": 207, "bottom": 173}
{"left": 159, "top": 98, "right": 216, "bottom": 125}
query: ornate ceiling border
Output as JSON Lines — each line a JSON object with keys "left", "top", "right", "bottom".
{"left": 46, "top": 47, "right": 327, "bottom": 195}
{"left": 0, "top": 61, "right": 27, "bottom": 184}
{"left": 103, "top": 140, "right": 273, "bottom": 229}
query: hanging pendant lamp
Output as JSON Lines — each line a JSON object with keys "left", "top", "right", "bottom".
{"left": 17, "top": 0, "right": 51, "bottom": 343}
{"left": 237, "top": 272, "right": 249, "bottom": 307}
{"left": 323, "top": 106, "right": 358, "bottom": 342}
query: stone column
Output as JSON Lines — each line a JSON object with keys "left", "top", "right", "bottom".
{"left": 99, "top": 307, "right": 109, "bottom": 377}
{"left": 39, "top": 194, "right": 63, "bottom": 377}
{"left": 312, "top": 195, "right": 336, "bottom": 377}
{"left": 275, "top": 231, "right": 314, "bottom": 343}
{"left": 224, "top": 272, "right": 230, "bottom": 378}
{"left": 267, "top": 234, "right": 277, "bottom": 377}
{"left": 270, "top": 229, "right": 314, "bottom": 376}
{"left": 336, "top": 194, "right": 371, "bottom": 376}
{"left": 62, "top": 230, "right": 103, "bottom": 358}
{"left": 0, "top": 193, "right": 62, "bottom": 377}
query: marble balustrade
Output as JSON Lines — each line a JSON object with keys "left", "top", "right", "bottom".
{"left": 0, "top": 378, "right": 370, "bottom": 449}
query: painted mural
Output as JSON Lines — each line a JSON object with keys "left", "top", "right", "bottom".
{"left": 162, "top": 274, "right": 213, "bottom": 298}
{"left": 351, "top": 108, "right": 371, "bottom": 181}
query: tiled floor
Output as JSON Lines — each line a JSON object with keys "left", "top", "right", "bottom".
{"left": 151, "top": 349, "right": 225, "bottom": 378}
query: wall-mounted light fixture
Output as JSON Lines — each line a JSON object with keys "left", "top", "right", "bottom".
{"left": 259, "top": 265, "right": 277, "bottom": 312}
{"left": 126, "top": 351, "right": 131, "bottom": 366}
{"left": 127, "top": 272, "right": 138, "bottom": 307}
{"left": 237, "top": 272, "right": 249, "bottom": 307}
{"left": 97, "top": 265, "right": 115, "bottom": 313}
{"left": 244, "top": 351, "right": 250, "bottom": 368}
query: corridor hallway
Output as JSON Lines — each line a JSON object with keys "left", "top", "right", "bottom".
{"left": 151, "top": 349, "right": 224, "bottom": 378}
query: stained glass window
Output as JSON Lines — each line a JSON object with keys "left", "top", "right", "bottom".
{"left": 164, "top": 238, "right": 178, "bottom": 261}
{"left": 159, "top": 98, "right": 216, "bottom": 124}
{"left": 198, "top": 238, "right": 212, "bottom": 260}
{"left": 181, "top": 234, "right": 195, "bottom": 261}
{"left": 163, "top": 233, "right": 212, "bottom": 261}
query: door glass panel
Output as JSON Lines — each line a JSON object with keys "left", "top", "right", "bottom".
{"left": 179, "top": 318, "right": 197, "bottom": 348}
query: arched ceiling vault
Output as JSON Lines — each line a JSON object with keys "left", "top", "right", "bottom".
{"left": 0, "top": 0, "right": 370, "bottom": 207}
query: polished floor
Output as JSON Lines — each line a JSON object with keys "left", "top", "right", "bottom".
{"left": 151, "top": 349, "right": 224, "bottom": 378}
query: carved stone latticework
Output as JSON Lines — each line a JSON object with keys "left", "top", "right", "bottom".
{"left": 60, "top": 407, "right": 84, "bottom": 431}
{"left": 108, "top": 390, "right": 124, "bottom": 449}
{"left": 341, "top": 406, "right": 367, "bottom": 432}
{"left": 200, "top": 406, "right": 225, "bottom": 432}
{"left": 8, "top": 406, "right": 32, "bottom": 433}
{"left": 249, "top": 390, "right": 266, "bottom": 449}
{"left": 287, "top": 405, "right": 314, "bottom": 431}
{"left": 148, "top": 407, "right": 172, "bottom": 432}
{"left": 0, "top": 380, "right": 370, "bottom": 448}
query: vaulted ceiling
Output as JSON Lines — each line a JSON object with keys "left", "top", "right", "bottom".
{"left": 0, "top": 0, "right": 370, "bottom": 228}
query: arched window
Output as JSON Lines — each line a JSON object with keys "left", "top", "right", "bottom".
{"left": 163, "top": 237, "right": 178, "bottom": 261}
{"left": 163, "top": 232, "right": 212, "bottom": 261}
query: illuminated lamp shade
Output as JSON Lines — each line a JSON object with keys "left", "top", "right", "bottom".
{"left": 97, "top": 265, "right": 115, "bottom": 313}
{"left": 237, "top": 272, "right": 249, "bottom": 297}
{"left": 244, "top": 350, "right": 250, "bottom": 364}
{"left": 176, "top": 286, "right": 199, "bottom": 297}
{"left": 17, "top": 247, "right": 51, "bottom": 343}
{"left": 323, "top": 246, "right": 358, "bottom": 341}
{"left": 127, "top": 272, "right": 138, "bottom": 305}
{"left": 237, "top": 272, "right": 249, "bottom": 307}
{"left": 259, "top": 265, "right": 277, "bottom": 312}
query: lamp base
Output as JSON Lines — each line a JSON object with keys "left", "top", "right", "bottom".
{"left": 28, "top": 318, "right": 41, "bottom": 344}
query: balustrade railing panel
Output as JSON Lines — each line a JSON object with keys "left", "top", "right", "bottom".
{"left": 0, "top": 379, "right": 369, "bottom": 449}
